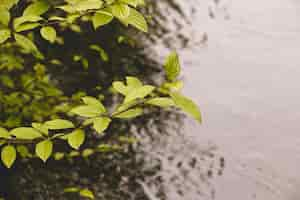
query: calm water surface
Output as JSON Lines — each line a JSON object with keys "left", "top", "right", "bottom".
{"left": 143, "top": 0, "right": 300, "bottom": 199}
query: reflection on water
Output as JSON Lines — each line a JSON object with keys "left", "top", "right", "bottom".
{"left": 149, "top": 0, "right": 300, "bottom": 200}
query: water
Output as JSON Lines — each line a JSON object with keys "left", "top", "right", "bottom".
{"left": 142, "top": 0, "right": 300, "bottom": 199}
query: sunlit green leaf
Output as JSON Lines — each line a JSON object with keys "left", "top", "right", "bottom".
{"left": 63, "top": 187, "right": 79, "bottom": 193}
{"left": 15, "top": 22, "right": 41, "bottom": 32}
{"left": 0, "top": 127, "right": 10, "bottom": 139}
{"left": 82, "top": 148, "right": 94, "bottom": 157}
{"left": 14, "top": 33, "right": 44, "bottom": 59}
{"left": 146, "top": 97, "right": 175, "bottom": 107}
{"left": 54, "top": 152, "right": 65, "bottom": 160}
{"left": 14, "top": 15, "right": 43, "bottom": 29}
{"left": 93, "top": 117, "right": 111, "bottom": 134}
{"left": 89, "top": 45, "right": 109, "bottom": 62}
{"left": 114, "top": 107, "right": 143, "bottom": 119}
{"left": 35, "top": 140, "right": 53, "bottom": 162}
{"left": 170, "top": 92, "right": 202, "bottom": 123}
{"left": 32, "top": 123, "right": 48, "bottom": 135}
{"left": 74, "top": 0, "right": 103, "bottom": 12}
{"left": 79, "top": 189, "right": 94, "bottom": 199}
{"left": 111, "top": 3, "right": 130, "bottom": 19}
{"left": 71, "top": 105, "right": 103, "bottom": 118}
{"left": 67, "top": 129, "right": 85, "bottom": 150}
{"left": 1, "top": 145, "right": 16, "bottom": 168}
{"left": 45, "top": 119, "right": 75, "bottom": 130}
{"left": 82, "top": 96, "right": 106, "bottom": 112}
{"left": 126, "top": 8, "right": 148, "bottom": 32}
{"left": 10, "top": 127, "right": 42, "bottom": 140}
{"left": 124, "top": 85, "right": 155, "bottom": 103}
{"left": 40, "top": 26, "right": 56, "bottom": 43}
{"left": 120, "top": 0, "right": 138, "bottom": 7}
{"left": 0, "top": 29, "right": 10, "bottom": 44}
{"left": 0, "top": 9, "right": 10, "bottom": 26}
{"left": 16, "top": 145, "right": 30, "bottom": 158}
{"left": 164, "top": 52, "right": 181, "bottom": 81}
{"left": 23, "top": 0, "right": 50, "bottom": 16}
{"left": 92, "top": 11, "right": 114, "bottom": 29}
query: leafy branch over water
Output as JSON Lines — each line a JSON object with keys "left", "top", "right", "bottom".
{"left": 0, "top": 0, "right": 201, "bottom": 171}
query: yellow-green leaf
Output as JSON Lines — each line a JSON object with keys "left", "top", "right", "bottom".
{"left": 35, "top": 140, "right": 53, "bottom": 162}
{"left": 164, "top": 52, "right": 181, "bottom": 81}
{"left": 10, "top": 127, "right": 42, "bottom": 140}
{"left": 23, "top": 0, "right": 50, "bottom": 16}
{"left": 79, "top": 189, "right": 94, "bottom": 199}
{"left": 126, "top": 8, "right": 148, "bottom": 32}
{"left": 146, "top": 97, "right": 175, "bottom": 107}
{"left": 92, "top": 11, "right": 114, "bottom": 29}
{"left": 0, "top": 29, "right": 10, "bottom": 44}
{"left": 71, "top": 105, "right": 103, "bottom": 118}
{"left": 0, "top": 9, "right": 10, "bottom": 26}
{"left": 111, "top": 3, "right": 130, "bottom": 19}
{"left": 93, "top": 117, "right": 111, "bottom": 134}
{"left": 0, "top": 127, "right": 10, "bottom": 139}
{"left": 14, "top": 33, "right": 44, "bottom": 59}
{"left": 124, "top": 85, "right": 155, "bottom": 103}
{"left": 40, "top": 26, "right": 56, "bottom": 43}
{"left": 170, "top": 92, "right": 202, "bottom": 123}
{"left": 114, "top": 107, "right": 143, "bottom": 119}
{"left": 67, "top": 129, "right": 85, "bottom": 150}
{"left": 1, "top": 145, "right": 16, "bottom": 168}
{"left": 82, "top": 96, "right": 106, "bottom": 112}
{"left": 44, "top": 119, "right": 75, "bottom": 130}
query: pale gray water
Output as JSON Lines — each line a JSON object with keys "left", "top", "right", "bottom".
{"left": 141, "top": 0, "right": 300, "bottom": 199}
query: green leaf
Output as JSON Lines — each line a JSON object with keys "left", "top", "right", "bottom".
{"left": 113, "top": 81, "right": 129, "bottom": 95}
{"left": 74, "top": 0, "right": 103, "bottom": 12}
{"left": 23, "top": 0, "right": 50, "bottom": 16}
{"left": 15, "top": 22, "right": 41, "bottom": 32}
{"left": 0, "top": 9, "right": 10, "bottom": 26}
{"left": 32, "top": 123, "right": 48, "bottom": 135}
{"left": 1, "top": 145, "right": 16, "bottom": 168}
{"left": 10, "top": 127, "right": 42, "bottom": 140}
{"left": 54, "top": 152, "right": 64, "bottom": 160}
{"left": 164, "top": 52, "right": 181, "bottom": 81}
{"left": 67, "top": 129, "right": 85, "bottom": 150}
{"left": 89, "top": 44, "right": 109, "bottom": 62}
{"left": 92, "top": 11, "right": 114, "bottom": 29}
{"left": 120, "top": 0, "right": 138, "bottom": 7}
{"left": 35, "top": 140, "right": 53, "bottom": 162}
{"left": 82, "top": 148, "right": 94, "bottom": 157}
{"left": 93, "top": 117, "right": 111, "bottom": 134}
{"left": 71, "top": 105, "right": 103, "bottom": 118}
{"left": 114, "top": 107, "right": 143, "bottom": 119}
{"left": 124, "top": 85, "right": 155, "bottom": 103}
{"left": 126, "top": 76, "right": 142, "bottom": 88}
{"left": 82, "top": 96, "right": 106, "bottom": 112}
{"left": 63, "top": 187, "right": 79, "bottom": 193}
{"left": 0, "top": 127, "right": 10, "bottom": 139}
{"left": 14, "top": 15, "right": 43, "bottom": 29}
{"left": 40, "top": 26, "right": 56, "bottom": 43}
{"left": 79, "top": 189, "right": 95, "bottom": 199}
{"left": 44, "top": 119, "right": 75, "bottom": 130}
{"left": 126, "top": 8, "right": 148, "bottom": 32}
{"left": 170, "top": 92, "right": 202, "bottom": 123}
{"left": 111, "top": 3, "right": 130, "bottom": 19}
{"left": 0, "top": 29, "right": 10, "bottom": 44}
{"left": 0, "top": 0, "right": 19, "bottom": 10}
{"left": 146, "top": 97, "right": 175, "bottom": 107}
{"left": 16, "top": 145, "right": 30, "bottom": 158}
{"left": 14, "top": 33, "right": 44, "bottom": 59}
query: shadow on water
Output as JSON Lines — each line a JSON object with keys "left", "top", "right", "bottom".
{"left": 1, "top": 1, "right": 225, "bottom": 199}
